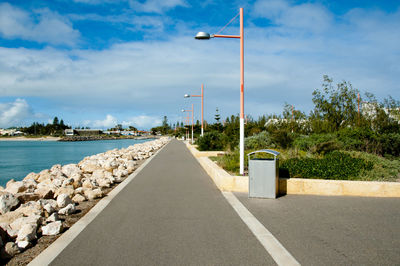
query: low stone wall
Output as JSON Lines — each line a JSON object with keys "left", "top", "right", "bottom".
{"left": 186, "top": 142, "right": 400, "bottom": 198}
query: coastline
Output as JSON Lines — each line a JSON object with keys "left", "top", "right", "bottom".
{"left": 0, "top": 136, "right": 61, "bottom": 142}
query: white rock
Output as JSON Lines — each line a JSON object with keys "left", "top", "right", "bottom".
{"left": 16, "top": 223, "right": 37, "bottom": 242}
{"left": 74, "top": 187, "right": 84, "bottom": 195}
{"left": 62, "top": 164, "right": 82, "bottom": 178}
{"left": 15, "top": 201, "right": 42, "bottom": 216}
{"left": 37, "top": 169, "right": 52, "bottom": 183}
{"left": 34, "top": 186, "right": 54, "bottom": 199}
{"left": 62, "top": 178, "right": 74, "bottom": 187}
{"left": 5, "top": 180, "right": 25, "bottom": 194}
{"left": 55, "top": 186, "right": 74, "bottom": 198}
{"left": 42, "top": 221, "right": 63, "bottom": 236}
{"left": 46, "top": 213, "right": 59, "bottom": 223}
{"left": 0, "top": 193, "right": 19, "bottom": 214}
{"left": 4, "top": 242, "right": 20, "bottom": 257}
{"left": 17, "top": 240, "right": 31, "bottom": 250}
{"left": 72, "top": 194, "right": 86, "bottom": 203}
{"left": 57, "top": 194, "right": 72, "bottom": 208}
{"left": 43, "top": 203, "right": 55, "bottom": 215}
{"left": 58, "top": 204, "right": 76, "bottom": 215}
{"left": 10, "top": 215, "right": 42, "bottom": 232}
{"left": 84, "top": 188, "right": 103, "bottom": 201}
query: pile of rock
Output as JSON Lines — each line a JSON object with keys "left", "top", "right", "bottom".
{"left": 0, "top": 137, "right": 168, "bottom": 259}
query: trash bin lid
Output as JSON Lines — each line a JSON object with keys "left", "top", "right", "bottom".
{"left": 247, "top": 149, "right": 280, "bottom": 158}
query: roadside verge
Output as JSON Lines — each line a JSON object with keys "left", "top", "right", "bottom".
{"left": 185, "top": 142, "right": 400, "bottom": 197}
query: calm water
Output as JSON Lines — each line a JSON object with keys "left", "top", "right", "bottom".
{"left": 0, "top": 139, "right": 151, "bottom": 187}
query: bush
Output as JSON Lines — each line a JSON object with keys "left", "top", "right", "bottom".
{"left": 196, "top": 131, "right": 226, "bottom": 151}
{"left": 280, "top": 151, "right": 373, "bottom": 180}
{"left": 245, "top": 131, "right": 275, "bottom": 150}
{"left": 293, "top": 133, "right": 337, "bottom": 152}
{"left": 377, "top": 133, "right": 400, "bottom": 157}
{"left": 270, "top": 129, "right": 295, "bottom": 149}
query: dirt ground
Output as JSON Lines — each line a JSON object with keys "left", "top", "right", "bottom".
{"left": 3, "top": 159, "right": 145, "bottom": 266}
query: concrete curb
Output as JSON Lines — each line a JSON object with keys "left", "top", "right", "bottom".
{"left": 28, "top": 140, "right": 170, "bottom": 266}
{"left": 186, "top": 142, "right": 400, "bottom": 198}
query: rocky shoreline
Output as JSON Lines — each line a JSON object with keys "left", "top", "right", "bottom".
{"left": 0, "top": 137, "right": 169, "bottom": 263}
{"left": 59, "top": 135, "right": 156, "bottom": 142}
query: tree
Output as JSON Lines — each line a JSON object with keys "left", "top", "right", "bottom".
{"left": 53, "top": 117, "right": 59, "bottom": 126}
{"left": 215, "top": 108, "right": 221, "bottom": 123}
{"left": 311, "top": 75, "right": 358, "bottom": 132}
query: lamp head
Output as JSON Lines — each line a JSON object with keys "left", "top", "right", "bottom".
{"left": 184, "top": 94, "right": 190, "bottom": 98}
{"left": 181, "top": 109, "right": 185, "bottom": 112}
{"left": 194, "top": 32, "right": 212, "bottom": 40}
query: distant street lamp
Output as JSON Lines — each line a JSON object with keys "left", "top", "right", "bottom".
{"left": 184, "top": 84, "right": 204, "bottom": 136}
{"left": 182, "top": 104, "right": 194, "bottom": 144}
{"left": 195, "top": 8, "right": 245, "bottom": 175}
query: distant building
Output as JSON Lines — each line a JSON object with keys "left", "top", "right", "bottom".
{"left": 0, "top": 129, "right": 24, "bottom": 136}
{"left": 64, "top": 129, "right": 103, "bottom": 136}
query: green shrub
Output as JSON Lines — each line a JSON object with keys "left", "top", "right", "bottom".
{"left": 245, "top": 131, "right": 275, "bottom": 150}
{"left": 280, "top": 151, "right": 373, "bottom": 180}
{"left": 293, "top": 133, "right": 337, "bottom": 152}
{"left": 377, "top": 133, "right": 400, "bottom": 157}
{"left": 270, "top": 129, "right": 295, "bottom": 149}
{"left": 196, "top": 131, "right": 226, "bottom": 151}
{"left": 346, "top": 151, "right": 400, "bottom": 181}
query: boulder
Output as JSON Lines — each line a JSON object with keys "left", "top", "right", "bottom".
{"left": 79, "top": 160, "right": 99, "bottom": 174}
{"left": 17, "top": 240, "right": 31, "bottom": 250}
{"left": 22, "top": 179, "right": 37, "bottom": 192}
{"left": 23, "top": 172, "right": 38, "bottom": 181}
{"left": 0, "top": 211, "right": 24, "bottom": 229}
{"left": 84, "top": 188, "right": 103, "bottom": 201}
{"left": 72, "top": 194, "right": 86, "bottom": 203}
{"left": 15, "top": 201, "right": 42, "bottom": 217}
{"left": 46, "top": 213, "right": 59, "bottom": 223}
{"left": 5, "top": 180, "right": 25, "bottom": 194}
{"left": 57, "top": 194, "right": 72, "bottom": 208}
{"left": 74, "top": 187, "right": 85, "bottom": 195}
{"left": 10, "top": 215, "right": 42, "bottom": 232}
{"left": 34, "top": 186, "right": 54, "bottom": 199}
{"left": 15, "top": 192, "right": 40, "bottom": 204}
{"left": 0, "top": 193, "right": 19, "bottom": 214}
{"left": 62, "top": 164, "right": 82, "bottom": 178}
{"left": 58, "top": 204, "right": 76, "bottom": 215}
{"left": 82, "top": 179, "right": 94, "bottom": 189}
{"left": 16, "top": 223, "right": 37, "bottom": 242}
{"left": 37, "top": 169, "right": 52, "bottom": 183}
{"left": 3, "top": 242, "right": 20, "bottom": 258}
{"left": 55, "top": 186, "right": 74, "bottom": 198}
{"left": 61, "top": 178, "right": 74, "bottom": 187}
{"left": 42, "top": 221, "right": 62, "bottom": 236}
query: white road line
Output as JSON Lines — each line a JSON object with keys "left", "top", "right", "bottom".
{"left": 222, "top": 191, "right": 301, "bottom": 266}
{"left": 28, "top": 141, "right": 170, "bottom": 266}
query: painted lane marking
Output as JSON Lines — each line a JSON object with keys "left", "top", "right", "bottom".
{"left": 222, "top": 192, "right": 300, "bottom": 266}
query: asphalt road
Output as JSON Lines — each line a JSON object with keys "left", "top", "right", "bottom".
{"left": 236, "top": 193, "right": 400, "bottom": 265}
{"left": 50, "top": 139, "right": 276, "bottom": 266}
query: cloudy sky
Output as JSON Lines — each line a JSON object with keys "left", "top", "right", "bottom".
{"left": 0, "top": 0, "right": 399, "bottom": 129}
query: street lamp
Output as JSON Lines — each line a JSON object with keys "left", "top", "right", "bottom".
{"left": 182, "top": 104, "right": 194, "bottom": 144}
{"left": 195, "top": 8, "right": 245, "bottom": 175}
{"left": 184, "top": 84, "right": 204, "bottom": 136}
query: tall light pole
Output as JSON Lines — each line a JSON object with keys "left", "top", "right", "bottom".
{"left": 195, "top": 8, "right": 245, "bottom": 175}
{"left": 182, "top": 104, "right": 194, "bottom": 144}
{"left": 184, "top": 83, "right": 204, "bottom": 136}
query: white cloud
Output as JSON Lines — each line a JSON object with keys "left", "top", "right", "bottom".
{"left": 252, "top": 0, "right": 333, "bottom": 33}
{"left": 0, "top": 3, "right": 399, "bottom": 125}
{"left": 0, "top": 3, "right": 80, "bottom": 46}
{"left": 88, "top": 114, "right": 118, "bottom": 128}
{"left": 122, "top": 115, "right": 162, "bottom": 129}
{"left": 129, "top": 0, "right": 188, "bottom": 13}
{"left": 0, "top": 99, "right": 33, "bottom": 128}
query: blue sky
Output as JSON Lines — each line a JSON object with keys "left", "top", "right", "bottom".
{"left": 0, "top": 0, "right": 399, "bottom": 130}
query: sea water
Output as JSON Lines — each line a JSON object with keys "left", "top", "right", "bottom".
{"left": 0, "top": 139, "right": 150, "bottom": 187}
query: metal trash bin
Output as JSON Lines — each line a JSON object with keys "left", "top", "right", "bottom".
{"left": 247, "top": 149, "right": 280, "bottom": 199}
